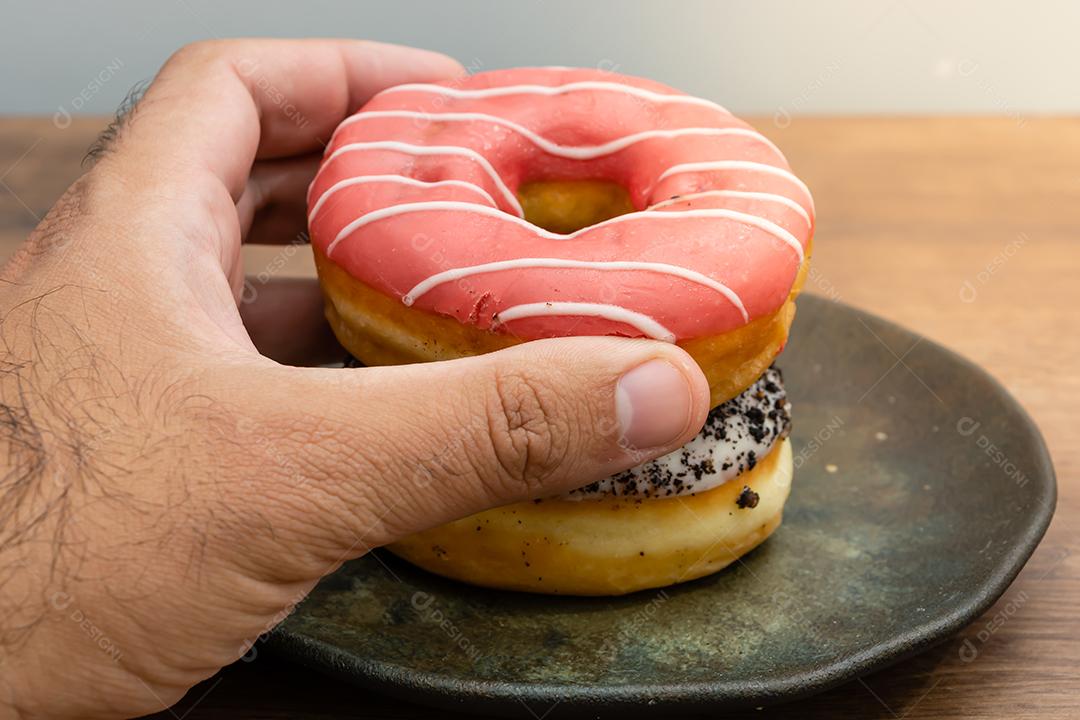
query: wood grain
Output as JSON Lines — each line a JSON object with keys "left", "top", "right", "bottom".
{"left": 1, "top": 116, "right": 1076, "bottom": 719}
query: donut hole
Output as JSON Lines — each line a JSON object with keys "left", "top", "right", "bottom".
{"left": 517, "top": 179, "right": 634, "bottom": 234}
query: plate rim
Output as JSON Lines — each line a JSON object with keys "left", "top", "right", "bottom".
{"left": 269, "top": 295, "right": 1058, "bottom": 714}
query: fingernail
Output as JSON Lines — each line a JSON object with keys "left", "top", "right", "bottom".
{"left": 615, "top": 359, "right": 693, "bottom": 450}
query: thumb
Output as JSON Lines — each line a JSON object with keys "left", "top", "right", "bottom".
{"left": 227, "top": 337, "right": 710, "bottom": 553}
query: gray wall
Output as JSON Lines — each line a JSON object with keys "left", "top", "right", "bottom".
{"left": 3, "top": 0, "right": 1076, "bottom": 118}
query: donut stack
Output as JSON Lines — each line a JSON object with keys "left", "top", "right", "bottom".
{"left": 308, "top": 68, "right": 813, "bottom": 595}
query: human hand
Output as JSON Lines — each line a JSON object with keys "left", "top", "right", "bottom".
{"left": 0, "top": 39, "right": 709, "bottom": 718}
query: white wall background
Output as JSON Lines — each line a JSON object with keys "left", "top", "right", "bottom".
{"left": 3, "top": 0, "right": 1076, "bottom": 118}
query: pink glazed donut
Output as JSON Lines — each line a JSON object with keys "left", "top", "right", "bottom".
{"left": 308, "top": 67, "right": 815, "bottom": 405}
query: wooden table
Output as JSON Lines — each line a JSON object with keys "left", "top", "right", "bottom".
{"left": 1, "top": 116, "right": 1077, "bottom": 718}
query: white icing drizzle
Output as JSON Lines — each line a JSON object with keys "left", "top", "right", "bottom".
{"left": 325, "top": 200, "right": 804, "bottom": 263}
{"left": 308, "top": 174, "right": 497, "bottom": 223}
{"left": 493, "top": 302, "right": 677, "bottom": 342}
{"left": 330, "top": 110, "right": 785, "bottom": 162}
{"left": 402, "top": 258, "right": 749, "bottom": 322}
{"left": 376, "top": 80, "right": 731, "bottom": 115}
{"left": 648, "top": 189, "right": 812, "bottom": 226}
{"left": 319, "top": 141, "right": 523, "bottom": 216}
{"left": 658, "top": 160, "right": 815, "bottom": 212}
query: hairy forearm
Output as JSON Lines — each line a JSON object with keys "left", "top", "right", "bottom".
{"left": 0, "top": 280, "right": 199, "bottom": 718}
{"left": 0, "top": 273, "right": 309, "bottom": 718}
{"left": 0, "top": 284, "right": 115, "bottom": 717}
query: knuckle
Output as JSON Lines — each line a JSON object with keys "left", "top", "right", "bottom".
{"left": 164, "top": 39, "right": 242, "bottom": 72}
{"left": 481, "top": 369, "right": 572, "bottom": 496}
{"left": 166, "top": 39, "right": 220, "bottom": 66}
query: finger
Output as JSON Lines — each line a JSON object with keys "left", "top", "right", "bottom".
{"left": 225, "top": 337, "right": 711, "bottom": 551}
{"left": 101, "top": 39, "right": 465, "bottom": 199}
{"left": 238, "top": 277, "right": 342, "bottom": 366}
{"left": 236, "top": 154, "right": 321, "bottom": 245}
{"left": 73, "top": 39, "right": 463, "bottom": 343}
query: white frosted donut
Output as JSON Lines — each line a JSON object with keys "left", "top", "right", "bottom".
{"left": 567, "top": 366, "right": 790, "bottom": 499}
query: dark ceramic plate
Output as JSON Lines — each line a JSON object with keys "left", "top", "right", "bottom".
{"left": 267, "top": 295, "right": 1055, "bottom": 717}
